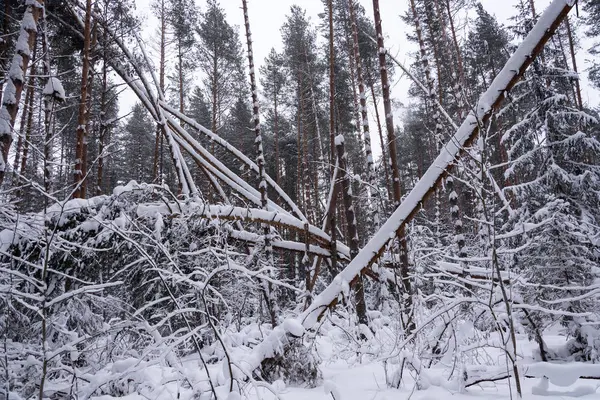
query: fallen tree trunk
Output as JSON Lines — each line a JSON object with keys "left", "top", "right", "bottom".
{"left": 240, "top": 0, "right": 576, "bottom": 375}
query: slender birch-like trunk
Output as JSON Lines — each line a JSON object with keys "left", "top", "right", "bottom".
{"left": 242, "top": 0, "right": 278, "bottom": 327}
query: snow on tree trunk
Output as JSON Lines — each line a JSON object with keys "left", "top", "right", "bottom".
{"left": 349, "top": 0, "right": 380, "bottom": 230}
{"left": 0, "top": 0, "right": 44, "bottom": 187}
{"left": 243, "top": 0, "right": 577, "bottom": 375}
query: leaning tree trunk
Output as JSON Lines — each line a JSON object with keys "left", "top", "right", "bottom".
{"left": 373, "top": 0, "right": 413, "bottom": 334}
{"left": 73, "top": 0, "right": 92, "bottom": 198}
{"left": 0, "top": 0, "right": 45, "bottom": 187}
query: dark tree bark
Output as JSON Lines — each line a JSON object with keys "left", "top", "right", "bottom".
{"left": 373, "top": 0, "right": 413, "bottom": 334}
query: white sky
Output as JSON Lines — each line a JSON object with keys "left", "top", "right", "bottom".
{"left": 125, "top": 0, "right": 598, "bottom": 159}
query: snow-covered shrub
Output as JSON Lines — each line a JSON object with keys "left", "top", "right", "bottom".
{"left": 260, "top": 336, "right": 321, "bottom": 387}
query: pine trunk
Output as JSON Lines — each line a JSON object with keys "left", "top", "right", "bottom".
{"left": 373, "top": 0, "right": 413, "bottom": 334}
{"left": 153, "top": 1, "right": 166, "bottom": 182}
{"left": 73, "top": 0, "right": 93, "bottom": 198}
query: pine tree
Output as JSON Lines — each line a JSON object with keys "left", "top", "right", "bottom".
{"left": 196, "top": 0, "right": 244, "bottom": 136}
{"left": 583, "top": 0, "right": 600, "bottom": 89}
{"left": 502, "top": 0, "right": 600, "bottom": 360}
{"left": 260, "top": 49, "right": 287, "bottom": 185}
{"left": 168, "top": 0, "right": 197, "bottom": 115}
{"left": 119, "top": 103, "right": 156, "bottom": 184}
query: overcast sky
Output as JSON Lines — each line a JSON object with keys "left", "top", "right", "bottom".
{"left": 126, "top": 0, "right": 597, "bottom": 158}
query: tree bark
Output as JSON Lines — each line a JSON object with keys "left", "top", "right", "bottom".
{"left": 373, "top": 0, "right": 413, "bottom": 333}
{"left": 73, "top": 0, "right": 93, "bottom": 198}
{"left": 336, "top": 134, "right": 368, "bottom": 326}
{"left": 13, "top": 59, "right": 35, "bottom": 182}
{"left": 153, "top": 0, "right": 166, "bottom": 182}
{"left": 349, "top": 0, "right": 379, "bottom": 228}
{"left": 242, "top": 0, "right": 277, "bottom": 327}
{"left": 19, "top": 51, "right": 37, "bottom": 180}
{"left": 0, "top": 0, "right": 45, "bottom": 187}
{"left": 565, "top": 16, "right": 583, "bottom": 110}
{"left": 96, "top": 49, "right": 109, "bottom": 195}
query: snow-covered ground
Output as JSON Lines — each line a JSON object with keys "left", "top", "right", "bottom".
{"left": 82, "top": 322, "right": 600, "bottom": 400}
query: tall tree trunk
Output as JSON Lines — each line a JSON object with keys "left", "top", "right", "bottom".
{"left": 373, "top": 0, "right": 413, "bottom": 334}
{"left": 0, "top": 0, "right": 44, "bottom": 187}
{"left": 349, "top": 0, "right": 379, "bottom": 229}
{"left": 565, "top": 16, "right": 583, "bottom": 110}
{"left": 327, "top": 0, "right": 340, "bottom": 277}
{"left": 13, "top": 64, "right": 35, "bottom": 181}
{"left": 0, "top": 0, "right": 11, "bottom": 104}
{"left": 368, "top": 80, "right": 391, "bottom": 202}
{"left": 80, "top": 23, "right": 98, "bottom": 197}
{"left": 274, "top": 93, "right": 280, "bottom": 185}
{"left": 73, "top": 0, "right": 93, "bottom": 198}
{"left": 328, "top": 0, "right": 337, "bottom": 175}
{"left": 178, "top": 42, "right": 185, "bottom": 115}
{"left": 445, "top": 0, "right": 466, "bottom": 116}
{"left": 97, "top": 53, "right": 108, "bottom": 195}
{"left": 411, "top": 0, "right": 445, "bottom": 243}
{"left": 41, "top": 14, "right": 55, "bottom": 195}
{"left": 154, "top": 0, "right": 166, "bottom": 182}
{"left": 242, "top": 0, "right": 277, "bottom": 327}
{"left": 336, "top": 134, "right": 367, "bottom": 326}
{"left": 297, "top": 75, "right": 304, "bottom": 213}
{"left": 331, "top": 0, "right": 367, "bottom": 325}
{"left": 19, "top": 47, "right": 38, "bottom": 181}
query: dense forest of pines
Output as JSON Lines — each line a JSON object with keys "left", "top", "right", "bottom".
{"left": 1, "top": 0, "right": 600, "bottom": 399}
